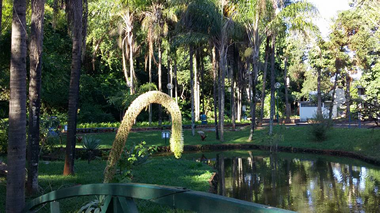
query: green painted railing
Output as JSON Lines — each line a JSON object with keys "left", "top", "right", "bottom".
{"left": 24, "top": 183, "right": 294, "bottom": 213}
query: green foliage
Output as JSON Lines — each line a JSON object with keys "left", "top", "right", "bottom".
{"left": 114, "top": 141, "right": 157, "bottom": 183}
{"left": 309, "top": 113, "right": 333, "bottom": 141}
{"left": 0, "top": 119, "right": 8, "bottom": 154}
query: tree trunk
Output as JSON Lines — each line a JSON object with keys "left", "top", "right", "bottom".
{"left": 329, "top": 69, "right": 339, "bottom": 119}
{"left": 200, "top": 52, "right": 205, "bottom": 113}
{"left": 194, "top": 51, "right": 199, "bottom": 121}
{"left": 230, "top": 61, "right": 235, "bottom": 131}
{"left": 236, "top": 61, "right": 242, "bottom": 122}
{"left": 346, "top": 72, "right": 351, "bottom": 119}
{"left": 158, "top": 41, "right": 162, "bottom": 125}
{"left": 190, "top": 46, "right": 195, "bottom": 136}
{"left": 317, "top": 67, "right": 322, "bottom": 116}
{"left": 260, "top": 36, "right": 270, "bottom": 124}
{"left": 284, "top": 56, "right": 291, "bottom": 123}
{"left": 63, "top": 0, "right": 83, "bottom": 176}
{"left": 128, "top": 31, "right": 134, "bottom": 95}
{"left": 269, "top": 35, "right": 276, "bottom": 135}
{"left": 122, "top": 37, "right": 129, "bottom": 85}
{"left": 248, "top": 62, "right": 254, "bottom": 140}
{"left": 249, "top": 18, "right": 260, "bottom": 140}
{"left": 7, "top": 0, "right": 27, "bottom": 211}
{"left": 218, "top": 47, "right": 226, "bottom": 141}
{"left": 212, "top": 46, "right": 219, "bottom": 140}
{"left": 148, "top": 35, "right": 153, "bottom": 125}
{"left": 81, "top": 0, "right": 87, "bottom": 61}
{"left": 174, "top": 62, "right": 178, "bottom": 104}
{"left": 52, "top": 0, "right": 58, "bottom": 29}
{"left": 27, "top": 0, "right": 45, "bottom": 195}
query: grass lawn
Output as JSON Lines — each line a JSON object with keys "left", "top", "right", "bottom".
{"left": 0, "top": 157, "right": 214, "bottom": 212}
{"left": 71, "top": 125, "right": 380, "bottom": 161}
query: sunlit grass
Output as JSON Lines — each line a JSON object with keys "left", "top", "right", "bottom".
{"left": 51, "top": 125, "right": 380, "bottom": 161}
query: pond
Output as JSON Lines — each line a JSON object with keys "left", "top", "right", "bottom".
{"left": 185, "top": 150, "right": 380, "bottom": 213}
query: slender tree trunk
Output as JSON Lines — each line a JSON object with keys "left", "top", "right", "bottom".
{"left": 63, "top": 0, "right": 83, "bottom": 176}
{"left": 81, "top": 0, "right": 87, "bottom": 61}
{"left": 269, "top": 35, "right": 276, "bottom": 135}
{"left": 122, "top": 37, "right": 129, "bottom": 85}
{"left": 148, "top": 37, "right": 152, "bottom": 125}
{"left": 230, "top": 61, "right": 235, "bottom": 131}
{"left": 249, "top": 18, "right": 260, "bottom": 140}
{"left": 260, "top": 36, "right": 270, "bottom": 124}
{"left": 190, "top": 46, "right": 195, "bottom": 136}
{"left": 212, "top": 47, "right": 219, "bottom": 139}
{"left": 52, "top": 0, "right": 58, "bottom": 29}
{"left": 248, "top": 62, "right": 254, "bottom": 140}
{"left": 200, "top": 52, "right": 205, "bottom": 113}
{"left": 27, "top": 0, "right": 45, "bottom": 195}
{"left": 284, "top": 56, "right": 291, "bottom": 123}
{"left": 128, "top": 32, "right": 134, "bottom": 95}
{"left": 346, "top": 72, "right": 351, "bottom": 119}
{"left": 174, "top": 62, "right": 178, "bottom": 104}
{"left": 194, "top": 51, "right": 199, "bottom": 121}
{"left": 7, "top": 0, "right": 27, "bottom": 211}
{"left": 218, "top": 47, "right": 226, "bottom": 141}
{"left": 158, "top": 41, "right": 162, "bottom": 125}
{"left": 329, "top": 69, "right": 339, "bottom": 119}
{"left": 317, "top": 67, "right": 322, "bottom": 116}
{"left": 91, "top": 37, "right": 103, "bottom": 72}
{"left": 236, "top": 61, "right": 242, "bottom": 122}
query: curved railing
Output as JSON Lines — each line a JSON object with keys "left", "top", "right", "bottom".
{"left": 24, "top": 183, "right": 294, "bottom": 213}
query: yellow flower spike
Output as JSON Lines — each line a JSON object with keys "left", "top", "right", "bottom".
{"left": 104, "top": 91, "right": 183, "bottom": 183}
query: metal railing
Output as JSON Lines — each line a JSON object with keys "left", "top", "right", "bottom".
{"left": 24, "top": 183, "right": 294, "bottom": 213}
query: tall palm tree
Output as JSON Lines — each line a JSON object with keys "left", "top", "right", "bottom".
{"left": 176, "top": 0, "right": 221, "bottom": 136}
{"left": 27, "top": 0, "right": 45, "bottom": 195}
{"left": 7, "top": 0, "right": 27, "bottom": 211}
{"left": 63, "top": 0, "right": 83, "bottom": 176}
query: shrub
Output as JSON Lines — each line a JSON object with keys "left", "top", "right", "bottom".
{"left": 0, "top": 119, "right": 8, "bottom": 154}
{"left": 82, "top": 137, "right": 101, "bottom": 150}
{"left": 82, "top": 136, "right": 101, "bottom": 164}
{"left": 309, "top": 113, "right": 333, "bottom": 141}
{"left": 114, "top": 141, "right": 157, "bottom": 182}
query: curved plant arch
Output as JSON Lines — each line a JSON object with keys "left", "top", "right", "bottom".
{"left": 104, "top": 91, "right": 183, "bottom": 183}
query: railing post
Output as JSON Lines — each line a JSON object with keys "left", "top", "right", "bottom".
{"left": 50, "top": 201, "right": 60, "bottom": 213}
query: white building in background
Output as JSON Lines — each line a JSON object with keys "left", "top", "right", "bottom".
{"left": 299, "top": 88, "right": 347, "bottom": 122}
{"left": 299, "top": 102, "right": 336, "bottom": 122}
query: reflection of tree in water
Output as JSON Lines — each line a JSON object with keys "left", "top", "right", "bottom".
{"left": 216, "top": 152, "right": 380, "bottom": 212}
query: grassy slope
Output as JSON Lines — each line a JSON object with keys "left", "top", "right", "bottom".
{"left": 84, "top": 125, "right": 380, "bottom": 161}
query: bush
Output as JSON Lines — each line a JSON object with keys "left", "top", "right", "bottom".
{"left": 309, "top": 113, "right": 333, "bottom": 141}
{"left": 0, "top": 119, "right": 8, "bottom": 154}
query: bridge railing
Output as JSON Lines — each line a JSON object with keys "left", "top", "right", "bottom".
{"left": 24, "top": 183, "right": 294, "bottom": 213}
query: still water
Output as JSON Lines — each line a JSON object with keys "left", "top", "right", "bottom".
{"left": 191, "top": 151, "right": 380, "bottom": 212}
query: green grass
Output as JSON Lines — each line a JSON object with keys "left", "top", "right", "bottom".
{"left": 68, "top": 125, "right": 380, "bottom": 161}
{"left": 0, "top": 157, "right": 214, "bottom": 212}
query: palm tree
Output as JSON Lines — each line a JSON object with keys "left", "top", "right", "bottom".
{"left": 176, "top": 0, "right": 221, "bottom": 136}
{"left": 7, "top": 0, "right": 27, "bottom": 211}
{"left": 120, "top": 8, "right": 135, "bottom": 94}
{"left": 63, "top": 0, "right": 83, "bottom": 176}
{"left": 27, "top": 0, "right": 45, "bottom": 195}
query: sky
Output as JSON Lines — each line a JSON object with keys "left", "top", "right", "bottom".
{"left": 307, "top": 0, "right": 351, "bottom": 38}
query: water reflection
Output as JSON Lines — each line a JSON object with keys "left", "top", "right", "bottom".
{"left": 215, "top": 152, "right": 380, "bottom": 213}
